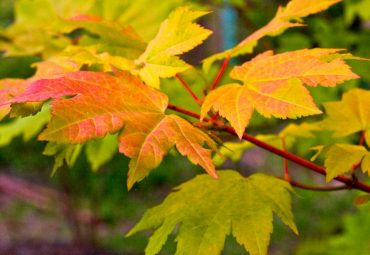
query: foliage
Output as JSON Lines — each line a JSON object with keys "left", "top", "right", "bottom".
{"left": 127, "top": 171, "right": 297, "bottom": 255}
{"left": 1, "top": 0, "right": 370, "bottom": 254}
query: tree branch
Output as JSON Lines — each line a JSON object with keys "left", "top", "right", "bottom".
{"left": 166, "top": 103, "right": 370, "bottom": 193}
{"left": 287, "top": 180, "right": 349, "bottom": 192}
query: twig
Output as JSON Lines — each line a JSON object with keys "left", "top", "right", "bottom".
{"left": 166, "top": 103, "right": 370, "bottom": 193}
{"left": 175, "top": 74, "right": 202, "bottom": 105}
{"left": 287, "top": 180, "right": 349, "bottom": 192}
{"left": 209, "top": 55, "right": 230, "bottom": 91}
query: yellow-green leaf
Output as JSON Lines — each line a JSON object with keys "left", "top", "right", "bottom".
{"left": 324, "top": 144, "right": 367, "bottom": 182}
{"left": 43, "top": 142, "right": 83, "bottom": 175}
{"left": 135, "top": 6, "right": 212, "bottom": 88}
{"left": 127, "top": 171, "right": 297, "bottom": 255}
{"left": 86, "top": 134, "right": 118, "bottom": 171}
{"left": 321, "top": 88, "right": 370, "bottom": 142}
{"left": 362, "top": 153, "right": 370, "bottom": 175}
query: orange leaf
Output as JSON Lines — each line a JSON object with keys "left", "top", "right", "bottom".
{"left": 6, "top": 71, "right": 217, "bottom": 188}
{"left": 201, "top": 49, "right": 359, "bottom": 138}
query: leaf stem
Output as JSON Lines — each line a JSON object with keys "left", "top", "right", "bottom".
{"left": 209, "top": 55, "right": 230, "bottom": 91}
{"left": 359, "top": 130, "right": 366, "bottom": 146}
{"left": 281, "top": 137, "right": 291, "bottom": 182}
{"left": 166, "top": 103, "right": 370, "bottom": 193}
{"left": 175, "top": 74, "right": 202, "bottom": 105}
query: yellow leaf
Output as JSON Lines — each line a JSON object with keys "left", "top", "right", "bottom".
{"left": 203, "top": 0, "right": 342, "bottom": 71}
{"left": 362, "top": 153, "right": 370, "bottom": 175}
{"left": 321, "top": 88, "right": 370, "bottom": 139}
{"left": 135, "top": 7, "right": 212, "bottom": 88}
{"left": 201, "top": 84, "right": 253, "bottom": 138}
{"left": 324, "top": 144, "right": 367, "bottom": 182}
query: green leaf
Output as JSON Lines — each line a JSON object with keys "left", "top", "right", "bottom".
{"left": 135, "top": 6, "right": 212, "bottom": 87}
{"left": 60, "top": 15, "right": 146, "bottom": 59}
{"left": 43, "top": 142, "right": 83, "bottom": 175}
{"left": 86, "top": 134, "right": 118, "bottom": 171}
{"left": 0, "top": 106, "right": 49, "bottom": 146}
{"left": 127, "top": 170, "right": 297, "bottom": 255}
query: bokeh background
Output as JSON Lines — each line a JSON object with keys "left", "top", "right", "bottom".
{"left": 0, "top": 0, "right": 370, "bottom": 254}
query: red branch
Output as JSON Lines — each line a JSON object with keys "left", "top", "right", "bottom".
{"left": 167, "top": 104, "right": 370, "bottom": 193}
{"left": 175, "top": 74, "right": 202, "bottom": 105}
{"left": 288, "top": 180, "right": 349, "bottom": 192}
{"left": 209, "top": 56, "right": 230, "bottom": 91}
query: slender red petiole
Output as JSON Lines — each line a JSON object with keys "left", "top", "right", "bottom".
{"left": 281, "top": 137, "right": 291, "bottom": 182}
{"left": 209, "top": 55, "right": 230, "bottom": 91}
{"left": 175, "top": 74, "right": 202, "bottom": 105}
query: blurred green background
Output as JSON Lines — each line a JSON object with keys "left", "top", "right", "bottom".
{"left": 0, "top": 0, "right": 369, "bottom": 254}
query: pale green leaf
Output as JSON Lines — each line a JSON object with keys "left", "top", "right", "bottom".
{"left": 127, "top": 171, "right": 297, "bottom": 255}
{"left": 0, "top": 106, "right": 49, "bottom": 146}
{"left": 86, "top": 134, "right": 118, "bottom": 171}
{"left": 43, "top": 142, "right": 83, "bottom": 175}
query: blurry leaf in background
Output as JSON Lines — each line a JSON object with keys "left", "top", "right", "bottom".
{"left": 321, "top": 88, "right": 370, "bottom": 145}
{"left": 296, "top": 204, "right": 370, "bottom": 255}
{"left": 43, "top": 142, "right": 83, "bottom": 175}
{"left": 321, "top": 144, "right": 368, "bottom": 182}
{"left": 86, "top": 134, "right": 118, "bottom": 172}
{"left": 345, "top": 0, "right": 370, "bottom": 24}
{"left": 0, "top": 106, "right": 49, "bottom": 147}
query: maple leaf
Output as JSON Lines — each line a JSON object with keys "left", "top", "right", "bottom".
{"left": 61, "top": 15, "right": 146, "bottom": 59}
{"left": 56, "top": 46, "right": 135, "bottom": 72}
{"left": 201, "top": 49, "right": 359, "bottom": 138}
{"left": 127, "top": 170, "right": 297, "bottom": 255}
{"left": 119, "top": 114, "right": 217, "bottom": 189}
{"left": 0, "top": 58, "right": 81, "bottom": 119}
{"left": 314, "top": 144, "right": 370, "bottom": 182}
{"left": 203, "top": 0, "right": 342, "bottom": 71}
{"left": 5, "top": 71, "right": 217, "bottom": 188}
{"left": 134, "top": 7, "right": 212, "bottom": 88}
{"left": 0, "top": 79, "right": 25, "bottom": 120}
{"left": 321, "top": 88, "right": 370, "bottom": 146}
